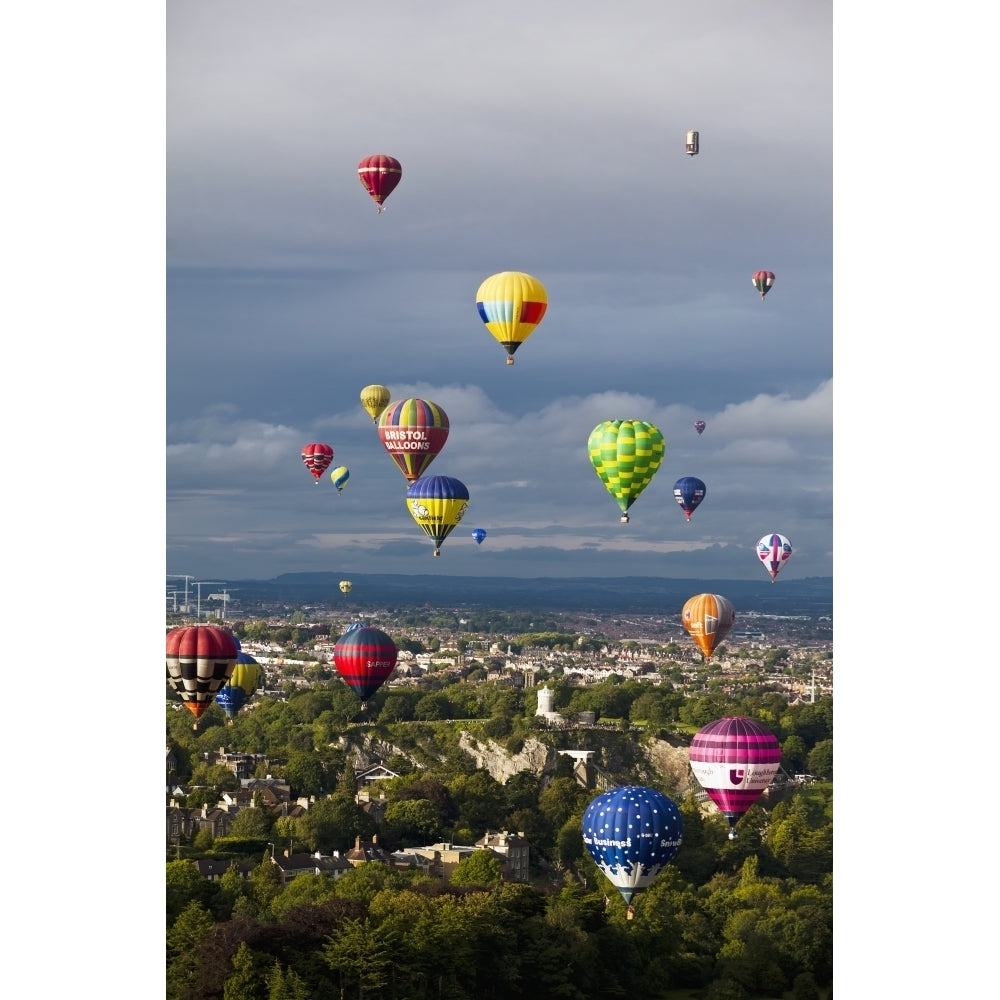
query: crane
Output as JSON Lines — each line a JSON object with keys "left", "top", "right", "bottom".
{"left": 193, "top": 581, "right": 225, "bottom": 620}
{"left": 207, "top": 588, "right": 239, "bottom": 621}
{"left": 167, "top": 574, "right": 195, "bottom": 613}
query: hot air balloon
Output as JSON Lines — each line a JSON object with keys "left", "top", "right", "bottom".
{"left": 694, "top": 420, "right": 706, "bottom": 435}
{"left": 216, "top": 650, "right": 261, "bottom": 722}
{"left": 475, "top": 271, "right": 548, "bottom": 365}
{"left": 685, "top": 130, "right": 699, "bottom": 156}
{"left": 333, "top": 626, "right": 398, "bottom": 704}
{"left": 360, "top": 384, "right": 391, "bottom": 423}
{"left": 752, "top": 270, "right": 775, "bottom": 299}
{"left": 681, "top": 593, "right": 736, "bottom": 662}
{"left": 689, "top": 717, "right": 781, "bottom": 839}
{"left": 377, "top": 398, "right": 450, "bottom": 483}
{"left": 302, "top": 443, "right": 334, "bottom": 484}
{"left": 673, "top": 476, "right": 707, "bottom": 522}
{"left": 357, "top": 155, "right": 401, "bottom": 213}
{"left": 330, "top": 466, "right": 350, "bottom": 494}
{"left": 756, "top": 533, "right": 793, "bottom": 583}
{"left": 405, "top": 475, "right": 469, "bottom": 556}
{"left": 339, "top": 580, "right": 353, "bottom": 594}
{"left": 581, "top": 785, "right": 683, "bottom": 911}
{"left": 471, "top": 527, "right": 487, "bottom": 545}
{"left": 343, "top": 621, "right": 367, "bottom": 634}
{"left": 588, "top": 419, "right": 665, "bottom": 523}
{"left": 166, "top": 625, "right": 238, "bottom": 725}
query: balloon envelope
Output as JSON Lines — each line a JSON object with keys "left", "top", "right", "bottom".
{"left": 339, "top": 580, "right": 353, "bottom": 593}
{"left": 756, "top": 533, "right": 793, "bottom": 582}
{"left": 166, "top": 625, "right": 239, "bottom": 720}
{"left": 377, "top": 398, "right": 450, "bottom": 482}
{"left": 359, "top": 384, "right": 391, "bottom": 422}
{"left": 333, "top": 626, "right": 398, "bottom": 702}
{"left": 330, "top": 466, "right": 350, "bottom": 493}
{"left": 689, "top": 717, "right": 781, "bottom": 837}
{"left": 357, "top": 155, "right": 401, "bottom": 212}
{"left": 471, "top": 527, "right": 487, "bottom": 545}
{"left": 581, "top": 786, "right": 683, "bottom": 905}
{"left": 475, "top": 271, "right": 548, "bottom": 364}
{"left": 752, "top": 270, "right": 775, "bottom": 299}
{"left": 406, "top": 475, "right": 470, "bottom": 555}
{"left": 673, "top": 476, "right": 707, "bottom": 521}
{"left": 588, "top": 419, "right": 665, "bottom": 522}
{"left": 681, "top": 594, "right": 736, "bottom": 661}
{"left": 694, "top": 420, "right": 706, "bottom": 435}
{"left": 215, "top": 684, "right": 246, "bottom": 720}
{"left": 302, "top": 443, "right": 334, "bottom": 483}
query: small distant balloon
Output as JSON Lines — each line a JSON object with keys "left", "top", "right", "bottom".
{"left": 339, "top": 580, "right": 353, "bottom": 594}
{"left": 756, "top": 533, "right": 793, "bottom": 583}
{"left": 673, "top": 476, "right": 706, "bottom": 522}
{"left": 360, "top": 384, "right": 391, "bottom": 422}
{"left": 685, "top": 130, "right": 699, "bottom": 156}
{"left": 302, "top": 443, "right": 334, "bottom": 484}
{"left": 752, "top": 270, "right": 775, "bottom": 299}
{"left": 694, "top": 420, "right": 706, "bottom": 435}
{"left": 357, "top": 155, "right": 401, "bottom": 213}
{"left": 471, "top": 527, "right": 487, "bottom": 545}
{"left": 330, "top": 466, "right": 350, "bottom": 493}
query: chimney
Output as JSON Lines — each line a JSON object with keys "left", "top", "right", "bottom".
{"left": 355, "top": 835, "right": 361, "bottom": 850}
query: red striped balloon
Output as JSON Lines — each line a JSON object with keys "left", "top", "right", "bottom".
{"left": 302, "top": 443, "right": 334, "bottom": 483}
{"left": 333, "top": 626, "right": 398, "bottom": 703}
{"left": 689, "top": 716, "right": 781, "bottom": 838}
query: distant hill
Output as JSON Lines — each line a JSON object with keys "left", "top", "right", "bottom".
{"left": 226, "top": 573, "right": 833, "bottom": 616}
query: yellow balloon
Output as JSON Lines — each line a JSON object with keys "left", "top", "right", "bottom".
{"left": 475, "top": 272, "right": 548, "bottom": 364}
{"left": 360, "top": 384, "right": 391, "bottom": 422}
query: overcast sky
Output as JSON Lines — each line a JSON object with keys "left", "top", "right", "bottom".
{"left": 166, "top": 0, "right": 833, "bottom": 583}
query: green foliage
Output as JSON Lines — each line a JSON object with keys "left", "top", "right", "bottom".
{"left": 807, "top": 739, "right": 833, "bottom": 779}
{"left": 451, "top": 849, "right": 503, "bottom": 886}
{"left": 223, "top": 941, "right": 269, "bottom": 1000}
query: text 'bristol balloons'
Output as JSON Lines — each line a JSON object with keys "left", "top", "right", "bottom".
{"left": 330, "top": 466, "right": 350, "bottom": 494}
{"left": 588, "top": 419, "right": 665, "bottom": 523}
{"left": 406, "top": 475, "right": 470, "bottom": 556}
{"left": 377, "top": 398, "right": 450, "bottom": 483}
{"left": 681, "top": 593, "right": 736, "bottom": 662}
{"left": 166, "top": 625, "right": 238, "bottom": 722}
{"left": 360, "top": 384, "right": 391, "bottom": 423}
{"left": 756, "top": 533, "right": 793, "bottom": 583}
{"left": 581, "top": 786, "right": 684, "bottom": 906}
{"left": 333, "top": 626, "right": 398, "bottom": 703}
{"left": 673, "top": 476, "right": 707, "bottom": 522}
{"left": 302, "top": 443, "right": 334, "bottom": 484}
{"left": 694, "top": 420, "right": 706, "bottom": 435}
{"left": 471, "top": 527, "right": 487, "bottom": 545}
{"left": 475, "top": 271, "right": 548, "bottom": 365}
{"left": 752, "top": 270, "right": 775, "bottom": 299}
{"left": 357, "top": 155, "right": 402, "bottom": 213}
{"left": 689, "top": 717, "right": 781, "bottom": 839}
{"left": 339, "top": 580, "right": 353, "bottom": 594}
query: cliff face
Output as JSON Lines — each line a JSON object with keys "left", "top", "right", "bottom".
{"left": 458, "top": 733, "right": 558, "bottom": 783}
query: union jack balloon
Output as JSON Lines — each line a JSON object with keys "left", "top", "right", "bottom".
{"left": 756, "top": 533, "right": 793, "bottom": 583}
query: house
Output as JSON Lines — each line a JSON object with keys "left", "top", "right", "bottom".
{"left": 476, "top": 830, "right": 530, "bottom": 882}
{"left": 344, "top": 834, "right": 393, "bottom": 868}
{"left": 166, "top": 801, "right": 235, "bottom": 841}
{"left": 270, "top": 851, "right": 353, "bottom": 883}
{"left": 193, "top": 858, "right": 255, "bottom": 881}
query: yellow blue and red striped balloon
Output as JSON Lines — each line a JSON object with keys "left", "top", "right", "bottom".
{"left": 475, "top": 271, "right": 548, "bottom": 364}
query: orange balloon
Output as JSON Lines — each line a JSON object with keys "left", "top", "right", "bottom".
{"left": 681, "top": 594, "right": 736, "bottom": 661}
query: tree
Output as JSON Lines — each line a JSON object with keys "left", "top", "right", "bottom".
{"left": 323, "top": 917, "right": 396, "bottom": 998}
{"left": 224, "top": 941, "right": 269, "bottom": 1000}
{"left": 285, "top": 750, "right": 326, "bottom": 798}
{"left": 229, "top": 806, "right": 274, "bottom": 840}
{"left": 451, "top": 849, "right": 503, "bottom": 886}
{"left": 384, "top": 798, "right": 442, "bottom": 844}
{"left": 807, "top": 739, "right": 833, "bottom": 779}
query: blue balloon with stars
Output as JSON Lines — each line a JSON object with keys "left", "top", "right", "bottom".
{"left": 581, "top": 785, "right": 683, "bottom": 905}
